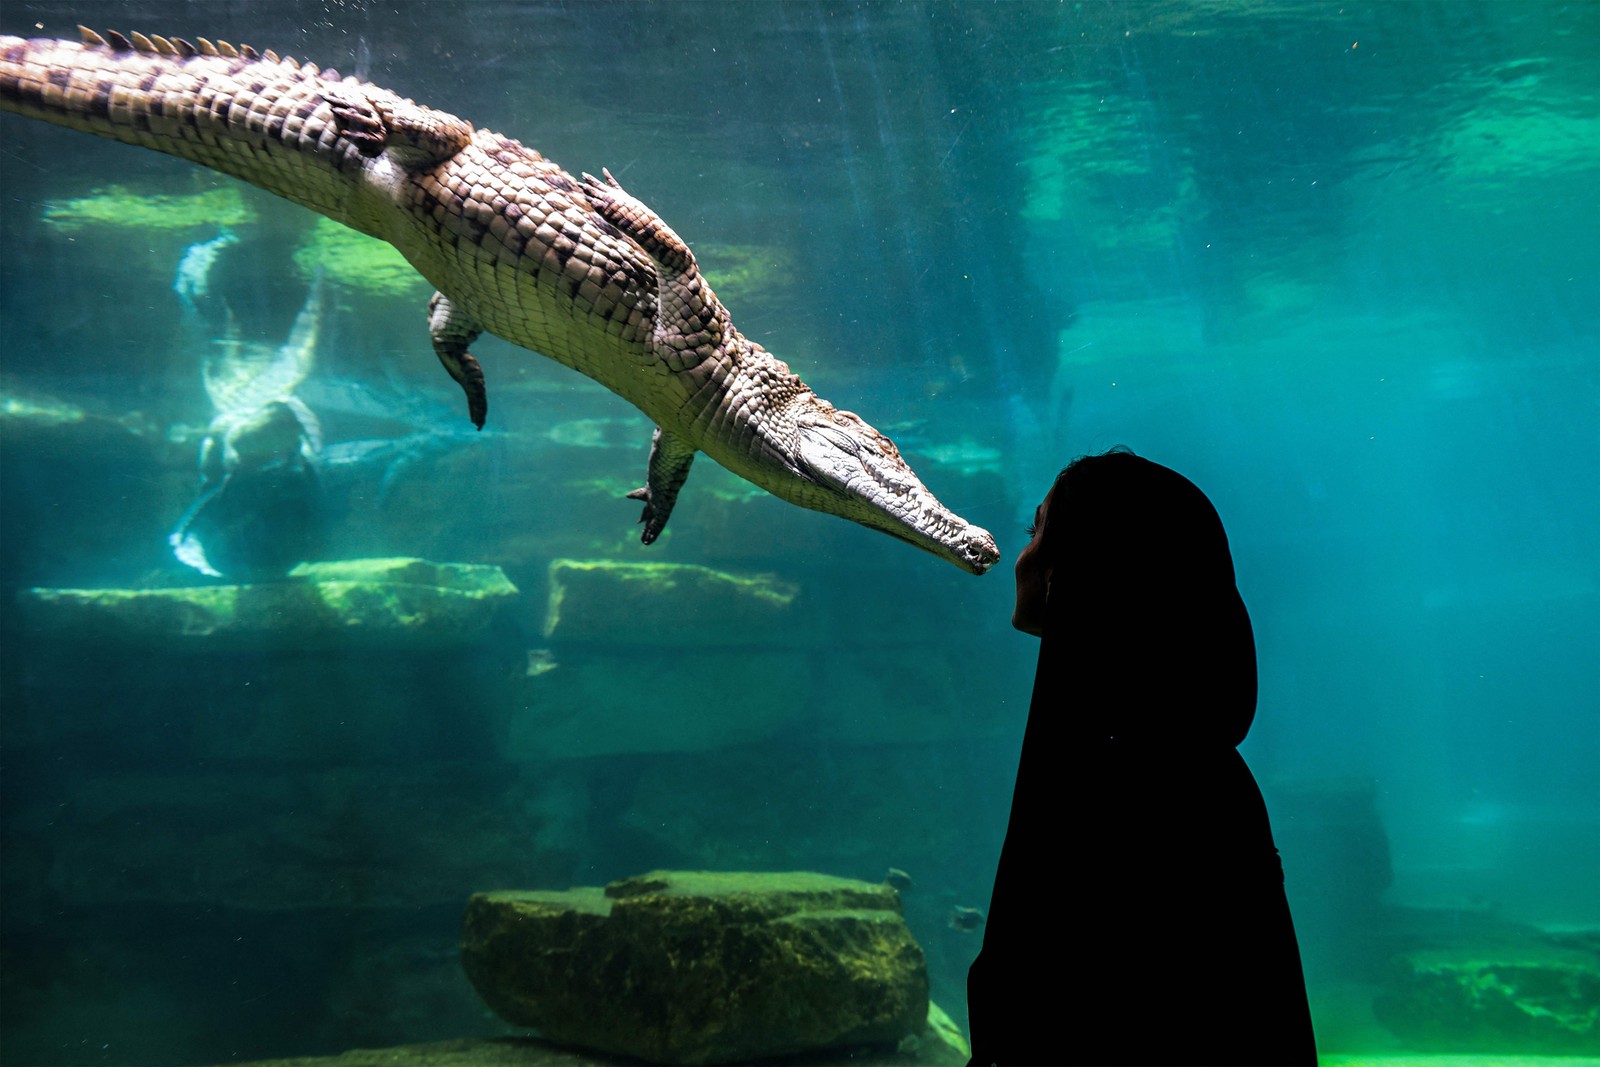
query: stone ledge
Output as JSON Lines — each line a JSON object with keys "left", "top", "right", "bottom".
{"left": 18, "top": 557, "right": 519, "bottom": 649}
{"left": 543, "top": 558, "right": 805, "bottom": 645}
{"left": 234, "top": 1008, "right": 970, "bottom": 1067}
{"left": 506, "top": 647, "right": 810, "bottom": 758}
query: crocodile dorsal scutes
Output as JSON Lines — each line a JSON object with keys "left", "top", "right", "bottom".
{"left": 0, "top": 27, "right": 1000, "bottom": 574}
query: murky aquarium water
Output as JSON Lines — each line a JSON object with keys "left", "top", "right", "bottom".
{"left": 1, "top": 1, "right": 1595, "bottom": 1064}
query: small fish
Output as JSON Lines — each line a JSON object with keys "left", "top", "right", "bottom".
{"left": 948, "top": 906, "right": 986, "bottom": 932}
{"left": 883, "top": 867, "right": 913, "bottom": 891}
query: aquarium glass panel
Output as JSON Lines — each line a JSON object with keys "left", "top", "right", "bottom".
{"left": 1, "top": 2, "right": 1595, "bottom": 1064}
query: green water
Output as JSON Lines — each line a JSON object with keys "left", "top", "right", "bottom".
{"left": 1, "top": 1, "right": 1596, "bottom": 1063}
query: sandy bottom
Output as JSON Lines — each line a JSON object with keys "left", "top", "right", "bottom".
{"left": 1322, "top": 1057, "right": 1600, "bottom": 1067}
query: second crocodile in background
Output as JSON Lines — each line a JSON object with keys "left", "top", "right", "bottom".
{"left": 0, "top": 28, "right": 999, "bottom": 573}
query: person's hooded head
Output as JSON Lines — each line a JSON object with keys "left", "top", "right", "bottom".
{"left": 1015, "top": 447, "right": 1256, "bottom": 747}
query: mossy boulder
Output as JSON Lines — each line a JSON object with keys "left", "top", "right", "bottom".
{"left": 542, "top": 558, "right": 806, "bottom": 645}
{"left": 460, "top": 870, "right": 930, "bottom": 1065}
{"left": 1375, "top": 936, "right": 1600, "bottom": 1054}
{"left": 19, "top": 557, "right": 518, "bottom": 649}
{"left": 40, "top": 183, "right": 257, "bottom": 232}
{"left": 293, "top": 216, "right": 430, "bottom": 298}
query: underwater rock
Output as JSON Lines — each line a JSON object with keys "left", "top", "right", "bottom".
{"left": 290, "top": 557, "right": 518, "bottom": 591}
{"left": 292, "top": 216, "right": 431, "bottom": 298}
{"left": 7, "top": 635, "right": 521, "bottom": 765}
{"left": 19, "top": 557, "right": 519, "bottom": 649}
{"left": 696, "top": 242, "right": 798, "bottom": 311}
{"left": 40, "top": 183, "right": 257, "bottom": 232}
{"left": 543, "top": 558, "right": 806, "bottom": 645}
{"left": 605, "top": 746, "right": 1008, "bottom": 1016}
{"left": 810, "top": 643, "right": 1024, "bottom": 745}
{"left": 507, "top": 647, "right": 809, "bottom": 757}
{"left": 2, "top": 391, "right": 93, "bottom": 429}
{"left": 460, "top": 870, "right": 930, "bottom": 1065}
{"left": 232, "top": 1005, "right": 969, "bottom": 1066}
{"left": 1, "top": 389, "right": 186, "bottom": 586}
{"left": 34, "top": 765, "right": 570, "bottom": 912}
{"left": 1374, "top": 924, "right": 1600, "bottom": 1054}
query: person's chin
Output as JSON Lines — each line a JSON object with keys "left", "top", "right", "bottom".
{"left": 1011, "top": 612, "right": 1044, "bottom": 637}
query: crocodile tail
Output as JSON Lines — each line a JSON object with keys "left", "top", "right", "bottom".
{"left": 0, "top": 28, "right": 471, "bottom": 236}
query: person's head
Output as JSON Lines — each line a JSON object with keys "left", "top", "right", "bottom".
{"left": 1013, "top": 446, "right": 1257, "bottom": 743}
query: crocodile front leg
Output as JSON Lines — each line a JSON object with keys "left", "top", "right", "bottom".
{"left": 580, "top": 168, "right": 725, "bottom": 369}
{"left": 427, "top": 291, "right": 487, "bottom": 430}
{"left": 583, "top": 169, "right": 733, "bottom": 542}
{"left": 628, "top": 426, "right": 698, "bottom": 544}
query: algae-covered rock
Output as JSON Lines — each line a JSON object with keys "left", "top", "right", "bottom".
{"left": 697, "top": 242, "right": 798, "bottom": 309}
{"left": 1374, "top": 938, "right": 1600, "bottom": 1054}
{"left": 288, "top": 557, "right": 518, "bottom": 594}
{"left": 20, "top": 557, "right": 519, "bottom": 649}
{"left": 461, "top": 870, "right": 930, "bottom": 1065}
{"left": 0, "top": 390, "right": 168, "bottom": 444}
{"left": 41, "top": 183, "right": 256, "bottom": 232}
{"left": 233, "top": 1008, "right": 969, "bottom": 1066}
{"left": 293, "top": 216, "right": 429, "bottom": 298}
{"left": 2, "top": 391, "right": 91, "bottom": 429}
{"left": 543, "top": 558, "right": 806, "bottom": 645}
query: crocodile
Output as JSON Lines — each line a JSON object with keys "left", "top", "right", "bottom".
{"left": 171, "top": 265, "right": 326, "bottom": 579}
{"left": 0, "top": 28, "right": 999, "bottom": 574}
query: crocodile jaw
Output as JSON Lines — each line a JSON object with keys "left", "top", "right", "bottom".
{"left": 789, "top": 410, "right": 999, "bottom": 575}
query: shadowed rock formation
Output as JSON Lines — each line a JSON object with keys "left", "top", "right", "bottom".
{"left": 461, "top": 870, "right": 930, "bottom": 1065}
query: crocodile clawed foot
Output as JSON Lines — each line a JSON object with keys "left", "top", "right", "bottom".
{"left": 627, "top": 486, "right": 667, "bottom": 544}
{"left": 439, "top": 348, "right": 487, "bottom": 430}
{"left": 426, "top": 291, "right": 488, "bottom": 429}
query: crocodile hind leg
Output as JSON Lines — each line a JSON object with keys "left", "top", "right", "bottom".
{"left": 629, "top": 427, "right": 697, "bottom": 544}
{"left": 427, "top": 291, "right": 487, "bottom": 429}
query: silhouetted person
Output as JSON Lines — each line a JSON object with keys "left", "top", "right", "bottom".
{"left": 967, "top": 447, "right": 1316, "bottom": 1066}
